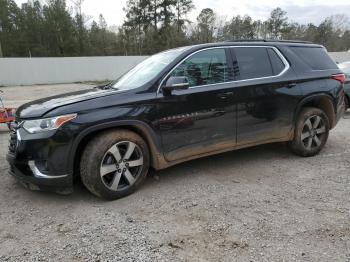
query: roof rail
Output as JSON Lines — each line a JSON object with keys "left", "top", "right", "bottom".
{"left": 225, "top": 39, "right": 313, "bottom": 44}
{"left": 270, "top": 39, "right": 313, "bottom": 44}
{"left": 224, "top": 39, "right": 266, "bottom": 42}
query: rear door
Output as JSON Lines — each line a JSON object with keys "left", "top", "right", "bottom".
{"left": 231, "top": 46, "right": 301, "bottom": 145}
{"left": 157, "top": 48, "right": 237, "bottom": 162}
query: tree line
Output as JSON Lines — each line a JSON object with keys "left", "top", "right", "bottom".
{"left": 0, "top": 0, "right": 349, "bottom": 57}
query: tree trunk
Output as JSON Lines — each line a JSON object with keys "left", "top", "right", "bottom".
{"left": 153, "top": 0, "right": 158, "bottom": 32}
{"left": 177, "top": 2, "right": 180, "bottom": 32}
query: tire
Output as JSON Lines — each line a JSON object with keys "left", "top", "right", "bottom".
{"left": 80, "top": 129, "right": 150, "bottom": 200}
{"left": 288, "top": 107, "right": 330, "bottom": 157}
{"left": 345, "top": 96, "right": 349, "bottom": 111}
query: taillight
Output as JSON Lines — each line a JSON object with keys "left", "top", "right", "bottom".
{"left": 331, "top": 73, "right": 345, "bottom": 84}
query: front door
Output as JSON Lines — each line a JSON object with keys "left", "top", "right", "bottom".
{"left": 157, "top": 48, "right": 237, "bottom": 162}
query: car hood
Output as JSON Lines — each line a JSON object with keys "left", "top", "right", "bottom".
{"left": 16, "top": 87, "right": 123, "bottom": 119}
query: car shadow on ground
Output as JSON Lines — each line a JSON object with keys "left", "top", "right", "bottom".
{"left": 143, "top": 142, "right": 292, "bottom": 185}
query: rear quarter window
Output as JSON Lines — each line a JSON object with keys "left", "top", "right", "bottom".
{"left": 267, "top": 48, "right": 285, "bottom": 75}
{"left": 290, "top": 46, "right": 337, "bottom": 70}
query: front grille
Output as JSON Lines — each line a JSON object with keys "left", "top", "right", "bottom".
{"left": 8, "top": 121, "right": 19, "bottom": 154}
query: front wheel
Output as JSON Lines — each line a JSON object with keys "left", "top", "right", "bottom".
{"left": 288, "top": 107, "right": 330, "bottom": 157}
{"left": 80, "top": 130, "right": 150, "bottom": 200}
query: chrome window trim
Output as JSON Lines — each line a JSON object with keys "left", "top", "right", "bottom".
{"left": 157, "top": 45, "right": 290, "bottom": 94}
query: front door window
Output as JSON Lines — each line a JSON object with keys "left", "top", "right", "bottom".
{"left": 169, "top": 48, "right": 234, "bottom": 88}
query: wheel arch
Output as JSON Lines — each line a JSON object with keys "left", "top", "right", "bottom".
{"left": 295, "top": 94, "right": 337, "bottom": 129}
{"left": 69, "top": 120, "right": 165, "bottom": 179}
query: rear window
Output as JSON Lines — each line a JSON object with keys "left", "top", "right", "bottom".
{"left": 290, "top": 46, "right": 337, "bottom": 70}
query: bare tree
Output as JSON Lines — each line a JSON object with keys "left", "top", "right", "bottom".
{"left": 267, "top": 7, "right": 288, "bottom": 39}
{"left": 330, "top": 14, "right": 350, "bottom": 34}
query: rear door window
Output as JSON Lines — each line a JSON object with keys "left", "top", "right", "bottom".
{"left": 233, "top": 47, "right": 274, "bottom": 80}
{"left": 290, "top": 46, "right": 337, "bottom": 70}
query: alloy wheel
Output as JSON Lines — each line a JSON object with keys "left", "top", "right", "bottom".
{"left": 301, "top": 115, "right": 327, "bottom": 150}
{"left": 100, "top": 141, "right": 144, "bottom": 191}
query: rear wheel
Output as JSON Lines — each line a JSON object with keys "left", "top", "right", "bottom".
{"left": 288, "top": 107, "right": 329, "bottom": 157}
{"left": 80, "top": 130, "right": 150, "bottom": 200}
{"left": 345, "top": 96, "right": 349, "bottom": 111}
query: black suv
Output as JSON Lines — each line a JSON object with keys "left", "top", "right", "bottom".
{"left": 7, "top": 40, "right": 345, "bottom": 200}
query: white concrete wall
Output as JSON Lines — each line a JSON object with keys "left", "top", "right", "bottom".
{"left": 329, "top": 52, "right": 350, "bottom": 63}
{"left": 0, "top": 52, "right": 349, "bottom": 86}
{"left": 0, "top": 56, "right": 147, "bottom": 86}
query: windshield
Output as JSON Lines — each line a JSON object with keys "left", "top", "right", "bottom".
{"left": 112, "top": 47, "right": 188, "bottom": 90}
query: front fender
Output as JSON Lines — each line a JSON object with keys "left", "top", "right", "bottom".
{"left": 68, "top": 120, "right": 165, "bottom": 175}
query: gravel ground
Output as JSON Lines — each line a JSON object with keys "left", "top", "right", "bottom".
{"left": 0, "top": 84, "right": 349, "bottom": 262}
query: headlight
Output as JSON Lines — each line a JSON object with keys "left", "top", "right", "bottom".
{"left": 22, "top": 114, "right": 77, "bottom": 134}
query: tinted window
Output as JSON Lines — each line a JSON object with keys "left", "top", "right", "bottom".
{"left": 267, "top": 48, "right": 285, "bottom": 75}
{"left": 170, "top": 48, "right": 233, "bottom": 87}
{"left": 234, "top": 47, "right": 273, "bottom": 80}
{"left": 290, "top": 46, "right": 337, "bottom": 70}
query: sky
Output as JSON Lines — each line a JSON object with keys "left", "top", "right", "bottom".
{"left": 14, "top": 0, "right": 350, "bottom": 28}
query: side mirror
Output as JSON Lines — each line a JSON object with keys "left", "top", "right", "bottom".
{"left": 163, "top": 76, "right": 190, "bottom": 94}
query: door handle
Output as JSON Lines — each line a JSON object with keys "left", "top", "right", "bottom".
{"left": 217, "top": 92, "right": 234, "bottom": 99}
{"left": 287, "top": 83, "right": 297, "bottom": 88}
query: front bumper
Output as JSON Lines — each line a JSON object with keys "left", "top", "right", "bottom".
{"left": 6, "top": 126, "right": 75, "bottom": 194}
{"left": 7, "top": 153, "right": 73, "bottom": 194}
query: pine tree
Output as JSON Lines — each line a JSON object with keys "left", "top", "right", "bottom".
{"left": 43, "top": 0, "right": 77, "bottom": 56}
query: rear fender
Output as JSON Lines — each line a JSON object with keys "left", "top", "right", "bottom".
{"left": 294, "top": 93, "right": 336, "bottom": 128}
